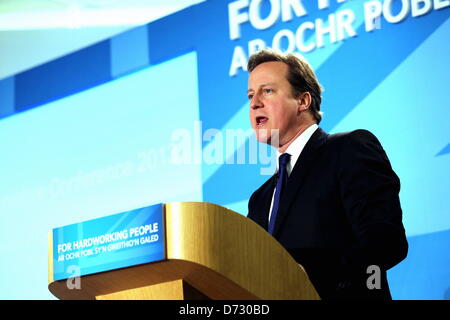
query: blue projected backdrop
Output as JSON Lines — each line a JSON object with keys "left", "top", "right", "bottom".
{"left": 0, "top": 0, "right": 449, "bottom": 299}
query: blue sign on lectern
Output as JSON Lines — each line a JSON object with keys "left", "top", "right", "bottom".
{"left": 52, "top": 203, "right": 165, "bottom": 281}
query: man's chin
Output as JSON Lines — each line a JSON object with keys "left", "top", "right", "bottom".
{"left": 254, "top": 128, "right": 280, "bottom": 147}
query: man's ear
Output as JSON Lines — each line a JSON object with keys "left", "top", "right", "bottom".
{"left": 297, "top": 92, "right": 312, "bottom": 113}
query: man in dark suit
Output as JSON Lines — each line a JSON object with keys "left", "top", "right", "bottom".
{"left": 246, "top": 49, "right": 408, "bottom": 300}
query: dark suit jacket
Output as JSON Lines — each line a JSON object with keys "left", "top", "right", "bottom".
{"left": 248, "top": 128, "right": 408, "bottom": 300}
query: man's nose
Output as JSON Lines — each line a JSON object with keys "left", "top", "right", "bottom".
{"left": 250, "top": 94, "right": 263, "bottom": 110}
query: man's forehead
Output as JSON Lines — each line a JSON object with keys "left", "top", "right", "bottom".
{"left": 248, "top": 61, "right": 288, "bottom": 88}
{"left": 251, "top": 61, "right": 287, "bottom": 74}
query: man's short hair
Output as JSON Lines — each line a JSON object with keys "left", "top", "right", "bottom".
{"left": 247, "top": 49, "right": 323, "bottom": 124}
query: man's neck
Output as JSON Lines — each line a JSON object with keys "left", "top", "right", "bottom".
{"left": 278, "top": 122, "right": 317, "bottom": 153}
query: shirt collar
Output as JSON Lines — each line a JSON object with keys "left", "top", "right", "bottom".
{"left": 276, "top": 123, "right": 318, "bottom": 175}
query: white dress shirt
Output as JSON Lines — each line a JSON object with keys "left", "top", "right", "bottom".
{"left": 268, "top": 124, "right": 319, "bottom": 222}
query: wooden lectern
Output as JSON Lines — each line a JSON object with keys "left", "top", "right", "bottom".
{"left": 48, "top": 202, "right": 320, "bottom": 300}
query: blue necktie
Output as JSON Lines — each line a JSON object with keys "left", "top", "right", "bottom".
{"left": 268, "top": 153, "right": 291, "bottom": 235}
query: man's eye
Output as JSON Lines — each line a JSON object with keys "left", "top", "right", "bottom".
{"left": 263, "top": 88, "right": 273, "bottom": 94}
{"left": 248, "top": 94, "right": 254, "bottom": 100}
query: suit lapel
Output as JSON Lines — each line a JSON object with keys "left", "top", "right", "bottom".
{"left": 272, "top": 127, "right": 328, "bottom": 237}
{"left": 253, "top": 174, "right": 277, "bottom": 230}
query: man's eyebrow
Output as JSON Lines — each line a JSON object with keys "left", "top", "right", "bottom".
{"left": 260, "top": 82, "right": 277, "bottom": 87}
{"left": 247, "top": 82, "right": 277, "bottom": 93}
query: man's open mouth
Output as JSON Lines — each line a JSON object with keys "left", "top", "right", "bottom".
{"left": 256, "top": 116, "right": 268, "bottom": 127}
